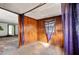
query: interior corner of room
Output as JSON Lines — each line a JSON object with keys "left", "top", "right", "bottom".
{"left": 0, "top": 3, "right": 65, "bottom": 55}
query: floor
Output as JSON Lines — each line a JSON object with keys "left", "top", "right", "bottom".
{"left": 0, "top": 36, "right": 64, "bottom": 55}
{"left": 0, "top": 36, "right": 18, "bottom": 55}
{"left": 13, "top": 42, "right": 64, "bottom": 55}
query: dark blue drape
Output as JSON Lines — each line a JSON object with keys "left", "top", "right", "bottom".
{"left": 62, "top": 3, "right": 79, "bottom": 55}
{"left": 21, "top": 14, "right": 24, "bottom": 45}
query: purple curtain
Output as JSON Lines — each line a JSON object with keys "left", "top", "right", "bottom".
{"left": 61, "top": 3, "right": 79, "bottom": 55}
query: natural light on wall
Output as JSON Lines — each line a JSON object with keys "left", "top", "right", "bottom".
{"left": 0, "top": 8, "right": 18, "bottom": 24}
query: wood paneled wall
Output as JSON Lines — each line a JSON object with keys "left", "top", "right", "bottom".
{"left": 24, "top": 16, "right": 38, "bottom": 45}
{"left": 37, "top": 16, "right": 64, "bottom": 47}
{"left": 18, "top": 15, "right": 64, "bottom": 47}
{"left": 18, "top": 15, "right": 37, "bottom": 47}
{"left": 50, "top": 16, "right": 64, "bottom": 47}
{"left": 37, "top": 20, "right": 48, "bottom": 43}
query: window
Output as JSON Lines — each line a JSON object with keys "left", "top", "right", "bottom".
{"left": 45, "top": 20, "right": 55, "bottom": 41}
{"left": 9, "top": 25, "right": 15, "bottom": 35}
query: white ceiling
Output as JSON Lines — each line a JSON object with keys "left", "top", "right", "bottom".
{"left": 25, "top": 3, "right": 61, "bottom": 19}
{"left": 0, "top": 3, "right": 61, "bottom": 24}
{"left": 0, "top": 3, "right": 41, "bottom": 14}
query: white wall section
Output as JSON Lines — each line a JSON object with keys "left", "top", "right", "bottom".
{"left": 0, "top": 9, "right": 18, "bottom": 24}
{"left": 0, "top": 23, "right": 8, "bottom": 36}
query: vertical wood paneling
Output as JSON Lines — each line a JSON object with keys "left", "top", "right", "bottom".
{"left": 50, "top": 16, "right": 64, "bottom": 47}
{"left": 37, "top": 20, "right": 48, "bottom": 42}
{"left": 24, "top": 16, "right": 38, "bottom": 45}
{"left": 37, "top": 16, "right": 64, "bottom": 47}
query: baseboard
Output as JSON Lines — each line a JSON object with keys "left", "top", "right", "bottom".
{"left": 0, "top": 35, "right": 18, "bottom": 38}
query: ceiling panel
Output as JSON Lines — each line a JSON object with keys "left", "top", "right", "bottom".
{"left": 0, "top": 3, "right": 61, "bottom": 23}
{"left": 0, "top": 9, "right": 18, "bottom": 24}
{"left": 25, "top": 3, "right": 61, "bottom": 19}
{"left": 0, "top": 3, "right": 41, "bottom": 14}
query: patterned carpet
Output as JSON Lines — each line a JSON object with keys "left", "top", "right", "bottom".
{"left": 12, "top": 42, "right": 64, "bottom": 55}
{"left": 0, "top": 37, "right": 64, "bottom": 55}
{"left": 0, "top": 36, "right": 18, "bottom": 55}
